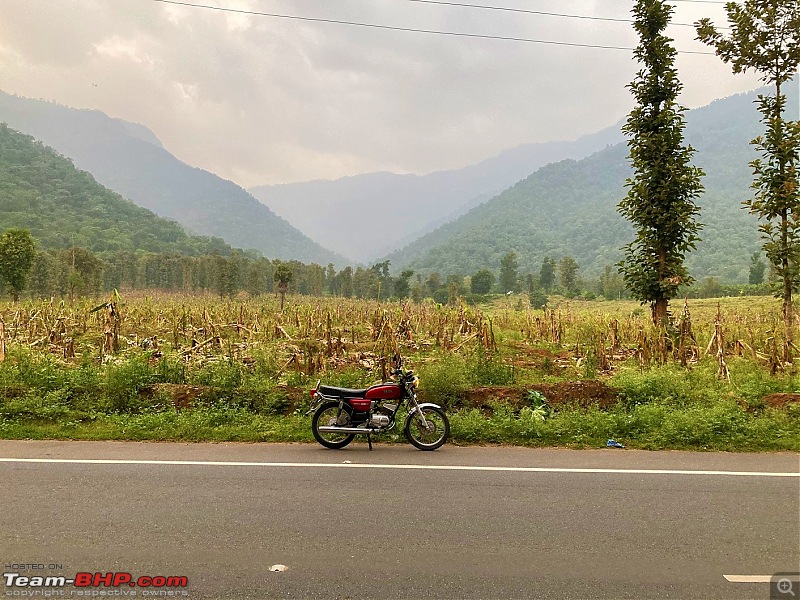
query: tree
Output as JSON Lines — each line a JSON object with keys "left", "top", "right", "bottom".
{"left": 598, "top": 264, "right": 626, "bottom": 300}
{"left": 618, "top": 0, "right": 705, "bottom": 325}
{"left": 499, "top": 252, "right": 519, "bottom": 292}
{"left": 213, "top": 254, "right": 239, "bottom": 298}
{"left": 529, "top": 289, "right": 549, "bottom": 310}
{"left": 0, "top": 229, "right": 36, "bottom": 302}
{"left": 337, "top": 266, "right": 353, "bottom": 298}
{"left": 559, "top": 256, "right": 580, "bottom": 295}
{"left": 539, "top": 257, "right": 556, "bottom": 292}
{"left": 697, "top": 0, "right": 800, "bottom": 357}
{"left": 471, "top": 269, "right": 494, "bottom": 294}
{"left": 325, "top": 263, "right": 336, "bottom": 294}
{"left": 425, "top": 272, "right": 442, "bottom": 296}
{"left": 273, "top": 263, "right": 294, "bottom": 310}
{"left": 393, "top": 269, "right": 414, "bottom": 299}
{"left": 525, "top": 273, "right": 535, "bottom": 294}
{"left": 29, "top": 251, "right": 62, "bottom": 299}
{"left": 370, "top": 260, "right": 392, "bottom": 300}
{"left": 354, "top": 267, "right": 380, "bottom": 299}
{"left": 749, "top": 252, "right": 767, "bottom": 285}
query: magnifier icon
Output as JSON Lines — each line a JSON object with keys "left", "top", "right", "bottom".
{"left": 778, "top": 578, "right": 796, "bottom": 597}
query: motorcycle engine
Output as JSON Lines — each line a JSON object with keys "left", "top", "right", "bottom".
{"left": 369, "top": 414, "right": 390, "bottom": 427}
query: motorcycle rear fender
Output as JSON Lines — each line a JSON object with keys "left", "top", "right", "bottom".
{"left": 305, "top": 390, "right": 339, "bottom": 415}
{"left": 407, "top": 402, "right": 443, "bottom": 417}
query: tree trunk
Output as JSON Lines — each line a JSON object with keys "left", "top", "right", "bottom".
{"left": 782, "top": 206, "right": 792, "bottom": 362}
{"left": 776, "top": 80, "right": 793, "bottom": 362}
{"left": 652, "top": 298, "right": 669, "bottom": 326}
{"left": 653, "top": 245, "right": 669, "bottom": 326}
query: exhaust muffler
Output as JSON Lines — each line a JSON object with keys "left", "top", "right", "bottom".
{"left": 317, "top": 426, "right": 381, "bottom": 435}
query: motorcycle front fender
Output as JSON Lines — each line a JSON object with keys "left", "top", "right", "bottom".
{"left": 406, "top": 402, "right": 444, "bottom": 417}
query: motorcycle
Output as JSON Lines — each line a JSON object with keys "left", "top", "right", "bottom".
{"left": 308, "top": 365, "right": 449, "bottom": 451}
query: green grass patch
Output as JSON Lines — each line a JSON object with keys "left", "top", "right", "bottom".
{"left": 2, "top": 343, "right": 800, "bottom": 451}
{"left": 449, "top": 400, "right": 800, "bottom": 451}
{"left": 2, "top": 399, "right": 797, "bottom": 451}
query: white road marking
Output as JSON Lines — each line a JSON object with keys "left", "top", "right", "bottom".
{"left": 0, "top": 457, "right": 798, "bottom": 477}
{"left": 723, "top": 575, "right": 773, "bottom": 583}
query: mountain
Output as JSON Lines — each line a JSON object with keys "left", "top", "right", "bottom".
{"left": 0, "top": 123, "right": 232, "bottom": 256}
{"left": 383, "top": 82, "right": 799, "bottom": 284}
{"left": 0, "top": 91, "right": 344, "bottom": 266}
{"left": 248, "top": 125, "right": 624, "bottom": 263}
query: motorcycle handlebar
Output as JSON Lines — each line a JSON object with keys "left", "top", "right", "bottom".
{"left": 391, "top": 368, "right": 413, "bottom": 379}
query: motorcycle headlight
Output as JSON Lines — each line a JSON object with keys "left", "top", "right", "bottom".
{"left": 413, "top": 376, "right": 420, "bottom": 389}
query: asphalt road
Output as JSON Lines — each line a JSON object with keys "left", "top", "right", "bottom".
{"left": 1, "top": 440, "right": 798, "bottom": 600}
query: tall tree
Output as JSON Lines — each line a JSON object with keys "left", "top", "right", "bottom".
{"left": 539, "top": 256, "right": 556, "bottom": 292}
{"left": 65, "top": 247, "right": 104, "bottom": 300}
{"left": 749, "top": 252, "right": 767, "bottom": 285}
{"left": 338, "top": 266, "right": 353, "bottom": 298}
{"left": 0, "top": 229, "right": 36, "bottom": 302}
{"left": 697, "top": 0, "right": 800, "bottom": 358}
{"left": 559, "top": 256, "right": 580, "bottom": 295}
{"left": 499, "top": 252, "right": 519, "bottom": 293}
{"left": 273, "top": 263, "right": 294, "bottom": 311}
{"left": 393, "top": 269, "right": 414, "bottom": 299}
{"left": 618, "top": 0, "right": 705, "bottom": 325}
{"left": 325, "top": 263, "right": 336, "bottom": 295}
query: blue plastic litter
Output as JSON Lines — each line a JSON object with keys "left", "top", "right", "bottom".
{"left": 606, "top": 439, "right": 625, "bottom": 448}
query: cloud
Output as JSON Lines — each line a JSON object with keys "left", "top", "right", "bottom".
{"left": 0, "top": 0, "right": 763, "bottom": 186}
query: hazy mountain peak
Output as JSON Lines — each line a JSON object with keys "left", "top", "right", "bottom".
{"left": 0, "top": 90, "right": 346, "bottom": 266}
{"left": 249, "top": 122, "right": 626, "bottom": 263}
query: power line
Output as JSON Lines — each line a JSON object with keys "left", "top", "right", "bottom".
{"left": 402, "top": 0, "right": 725, "bottom": 29}
{"left": 151, "top": 0, "right": 716, "bottom": 55}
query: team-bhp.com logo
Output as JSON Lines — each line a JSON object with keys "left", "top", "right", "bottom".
{"left": 4, "top": 572, "right": 189, "bottom": 596}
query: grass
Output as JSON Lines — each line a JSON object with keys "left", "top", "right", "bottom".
{"left": 2, "top": 355, "right": 798, "bottom": 451}
{"left": 1, "top": 293, "right": 800, "bottom": 451}
{"left": 1, "top": 401, "right": 797, "bottom": 451}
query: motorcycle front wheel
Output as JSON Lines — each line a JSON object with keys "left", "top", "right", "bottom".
{"left": 404, "top": 406, "right": 449, "bottom": 451}
{"left": 312, "top": 400, "right": 356, "bottom": 449}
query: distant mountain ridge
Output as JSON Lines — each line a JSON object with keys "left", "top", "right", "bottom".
{"left": 384, "top": 82, "right": 800, "bottom": 284}
{"left": 0, "top": 123, "right": 232, "bottom": 257}
{"left": 0, "top": 91, "right": 345, "bottom": 266}
{"left": 248, "top": 124, "right": 624, "bottom": 263}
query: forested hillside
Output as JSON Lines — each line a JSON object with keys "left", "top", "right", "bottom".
{"left": 249, "top": 124, "right": 624, "bottom": 262}
{"left": 388, "top": 83, "right": 799, "bottom": 283}
{"left": 0, "top": 124, "right": 230, "bottom": 256}
{"left": 0, "top": 91, "right": 344, "bottom": 266}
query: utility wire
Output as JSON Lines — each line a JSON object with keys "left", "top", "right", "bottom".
{"left": 152, "top": 0, "right": 716, "bottom": 55}
{"left": 402, "top": 0, "right": 726, "bottom": 29}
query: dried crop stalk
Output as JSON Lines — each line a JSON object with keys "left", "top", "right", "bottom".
{"left": 0, "top": 316, "right": 5, "bottom": 362}
{"left": 714, "top": 304, "right": 729, "bottom": 381}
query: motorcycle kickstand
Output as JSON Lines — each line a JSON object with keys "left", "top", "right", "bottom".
{"left": 367, "top": 434, "right": 373, "bottom": 451}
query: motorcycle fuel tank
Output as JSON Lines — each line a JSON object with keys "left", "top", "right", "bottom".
{"left": 364, "top": 383, "right": 403, "bottom": 401}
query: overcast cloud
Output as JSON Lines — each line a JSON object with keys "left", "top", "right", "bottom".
{"left": 0, "top": 0, "right": 763, "bottom": 187}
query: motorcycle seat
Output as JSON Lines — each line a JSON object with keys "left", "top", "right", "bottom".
{"left": 318, "top": 385, "right": 369, "bottom": 398}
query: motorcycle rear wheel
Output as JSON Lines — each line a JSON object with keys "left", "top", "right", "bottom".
{"left": 312, "top": 400, "right": 356, "bottom": 449}
{"left": 404, "top": 406, "right": 449, "bottom": 451}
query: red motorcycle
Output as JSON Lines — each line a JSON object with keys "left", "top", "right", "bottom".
{"left": 308, "top": 366, "right": 449, "bottom": 451}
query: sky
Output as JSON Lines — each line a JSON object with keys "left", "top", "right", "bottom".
{"left": 0, "top": 0, "right": 764, "bottom": 188}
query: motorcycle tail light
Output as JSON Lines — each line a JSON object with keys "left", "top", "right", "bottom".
{"left": 310, "top": 389, "right": 317, "bottom": 398}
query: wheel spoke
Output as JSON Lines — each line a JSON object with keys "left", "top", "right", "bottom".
{"left": 312, "top": 402, "right": 356, "bottom": 449}
{"left": 406, "top": 407, "right": 449, "bottom": 450}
